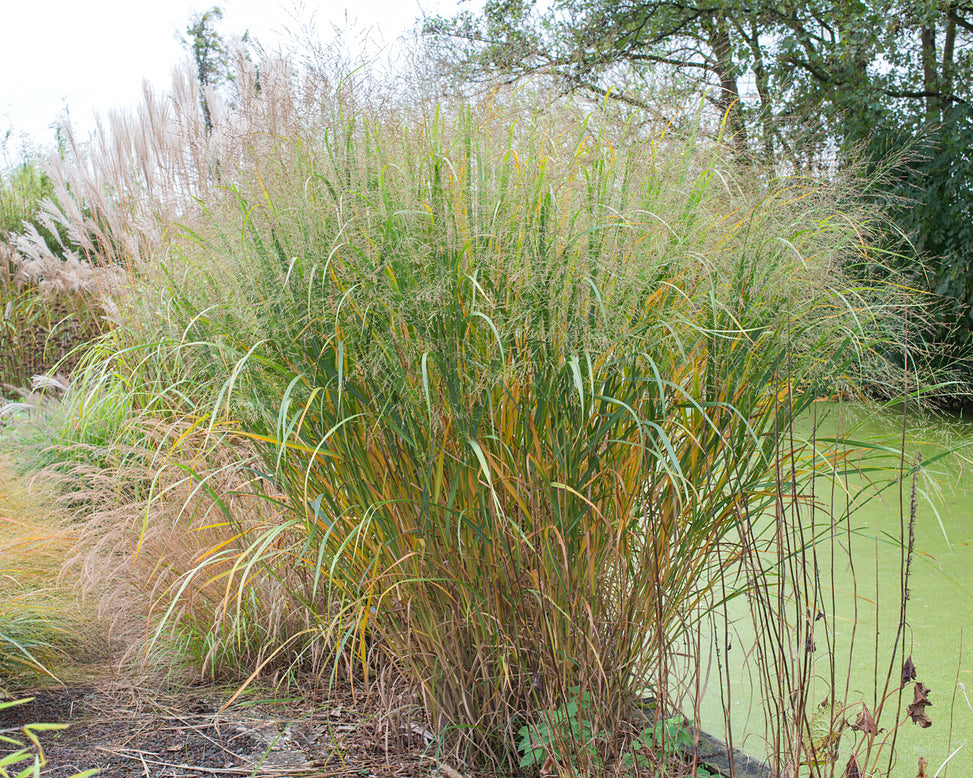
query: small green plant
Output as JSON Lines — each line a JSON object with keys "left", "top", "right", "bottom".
{"left": 518, "top": 693, "right": 717, "bottom": 776}
{"left": 0, "top": 698, "right": 97, "bottom": 778}
{"left": 627, "top": 716, "right": 691, "bottom": 769}
{"left": 517, "top": 689, "right": 601, "bottom": 770}
{"left": 627, "top": 717, "right": 718, "bottom": 776}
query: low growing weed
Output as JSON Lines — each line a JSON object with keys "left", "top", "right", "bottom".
{"left": 0, "top": 698, "right": 96, "bottom": 778}
{"left": 517, "top": 690, "right": 717, "bottom": 776}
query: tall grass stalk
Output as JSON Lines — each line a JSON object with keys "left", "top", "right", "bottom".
{"left": 113, "top": 95, "right": 916, "bottom": 771}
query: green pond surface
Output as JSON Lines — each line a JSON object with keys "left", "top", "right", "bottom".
{"left": 691, "top": 402, "right": 973, "bottom": 777}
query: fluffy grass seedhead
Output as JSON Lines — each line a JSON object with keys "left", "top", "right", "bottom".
{"left": 0, "top": 245, "right": 107, "bottom": 395}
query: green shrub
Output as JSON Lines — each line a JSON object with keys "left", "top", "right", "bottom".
{"left": 0, "top": 160, "right": 54, "bottom": 241}
{"left": 0, "top": 154, "right": 109, "bottom": 394}
{"left": 0, "top": 280, "right": 103, "bottom": 394}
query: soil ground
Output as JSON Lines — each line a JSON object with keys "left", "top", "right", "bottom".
{"left": 2, "top": 679, "right": 436, "bottom": 778}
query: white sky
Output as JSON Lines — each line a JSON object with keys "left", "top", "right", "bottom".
{"left": 0, "top": 0, "right": 457, "bottom": 157}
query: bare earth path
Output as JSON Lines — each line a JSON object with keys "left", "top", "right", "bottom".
{"left": 4, "top": 682, "right": 431, "bottom": 777}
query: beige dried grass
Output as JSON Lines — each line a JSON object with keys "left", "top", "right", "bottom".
{"left": 57, "top": 421, "right": 329, "bottom": 681}
{"left": 28, "top": 28, "right": 399, "bottom": 279}
{"left": 0, "top": 453, "right": 101, "bottom": 681}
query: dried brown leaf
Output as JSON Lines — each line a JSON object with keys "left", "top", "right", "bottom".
{"left": 540, "top": 755, "right": 557, "bottom": 778}
{"left": 902, "top": 655, "right": 917, "bottom": 685}
{"left": 851, "top": 704, "right": 878, "bottom": 736}
{"left": 907, "top": 682, "right": 933, "bottom": 728}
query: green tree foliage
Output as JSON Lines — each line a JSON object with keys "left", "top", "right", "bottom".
{"left": 861, "top": 106, "right": 973, "bottom": 375}
{"left": 424, "top": 0, "right": 758, "bottom": 153}
{"left": 0, "top": 151, "right": 86, "bottom": 262}
{"left": 766, "top": 3, "right": 973, "bottom": 380}
{"left": 183, "top": 6, "right": 231, "bottom": 131}
{"left": 425, "top": 0, "right": 973, "bottom": 397}
{"left": 0, "top": 159, "right": 55, "bottom": 245}
{"left": 181, "top": 6, "right": 255, "bottom": 133}
{"left": 426, "top": 1, "right": 973, "bottom": 160}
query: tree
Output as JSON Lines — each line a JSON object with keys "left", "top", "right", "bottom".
{"left": 426, "top": 2, "right": 973, "bottom": 158}
{"left": 183, "top": 6, "right": 231, "bottom": 132}
{"left": 771, "top": 3, "right": 973, "bottom": 378}
{"left": 425, "top": 0, "right": 973, "bottom": 396}
{"left": 424, "top": 0, "right": 761, "bottom": 154}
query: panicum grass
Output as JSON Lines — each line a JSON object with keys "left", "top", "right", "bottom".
{"left": 0, "top": 18, "right": 941, "bottom": 766}
{"left": 111, "top": 94, "right": 919, "bottom": 770}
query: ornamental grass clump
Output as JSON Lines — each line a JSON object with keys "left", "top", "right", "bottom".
{"left": 137, "top": 97, "right": 904, "bottom": 771}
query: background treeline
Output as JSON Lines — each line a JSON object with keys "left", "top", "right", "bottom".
{"left": 425, "top": 0, "right": 973, "bottom": 401}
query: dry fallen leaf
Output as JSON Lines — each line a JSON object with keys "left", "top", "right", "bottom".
{"left": 907, "top": 682, "right": 933, "bottom": 728}
{"left": 917, "top": 756, "right": 928, "bottom": 777}
{"left": 851, "top": 704, "right": 878, "bottom": 736}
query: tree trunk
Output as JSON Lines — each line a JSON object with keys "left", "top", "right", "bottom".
{"left": 943, "top": 12, "right": 957, "bottom": 121}
{"left": 705, "top": 11, "right": 749, "bottom": 156}
{"left": 921, "top": 23, "right": 939, "bottom": 120}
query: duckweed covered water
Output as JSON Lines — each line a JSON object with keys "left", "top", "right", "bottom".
{"left": 693, "top": 402, "right": 973, "bottom": 777}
